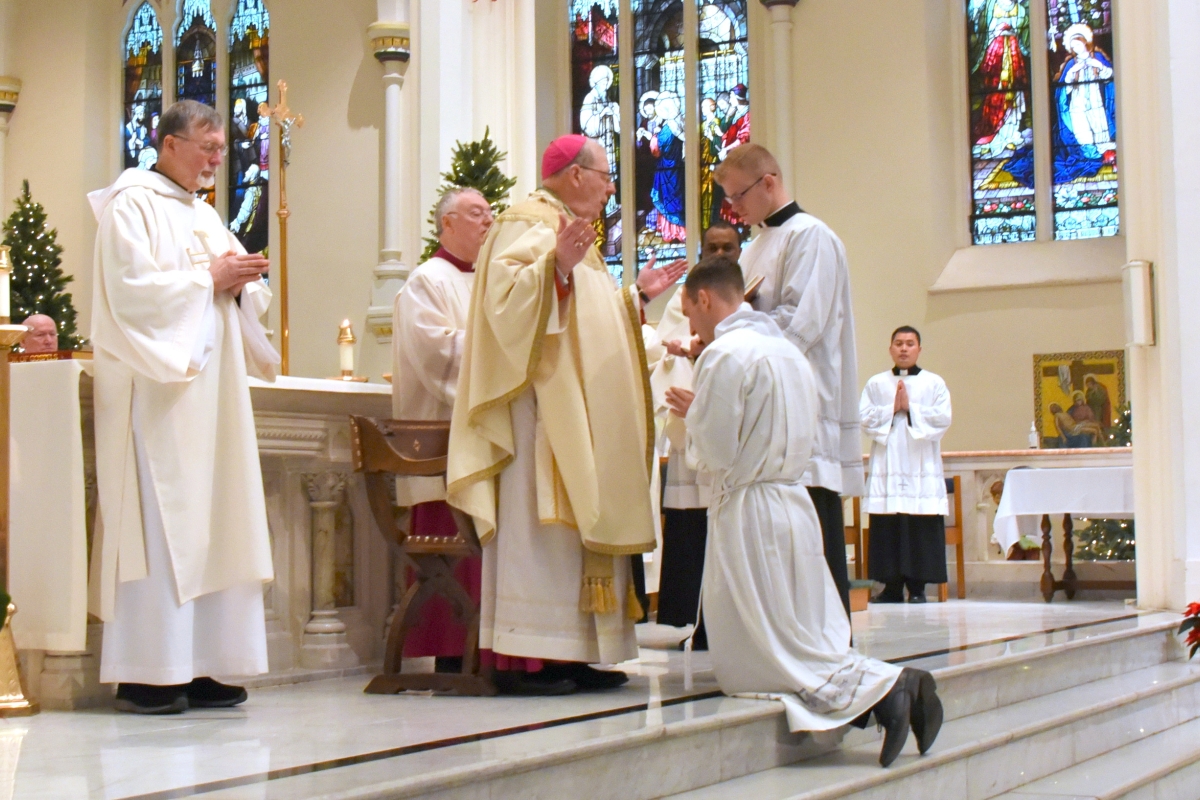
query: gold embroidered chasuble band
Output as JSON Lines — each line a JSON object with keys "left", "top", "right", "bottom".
{"left": 446, "top": 190, "right": 655, "bottom": 616}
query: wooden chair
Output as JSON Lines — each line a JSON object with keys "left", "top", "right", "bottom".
{"left": 349, "top": 416, "right": 494, "bottom": 696}
{"left": 845, "top": 497, "right": 864, "bottom": 580}
{"left": 938, "top": 475, "right": 966, "bottom": 602}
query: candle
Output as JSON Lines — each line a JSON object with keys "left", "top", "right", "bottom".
{"left": 0, "top": 245, "right": 11, "bottom": 320}
{"left": 338, "top": 319, "right": 356, "bottom": 375}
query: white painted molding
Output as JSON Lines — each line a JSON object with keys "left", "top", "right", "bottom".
{"left": 930, "top": 236, "right": 1127, "bottom": 294}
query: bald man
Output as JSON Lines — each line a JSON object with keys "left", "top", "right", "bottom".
{"left": 21, "top": 315, "right": 59, "bottom": 354}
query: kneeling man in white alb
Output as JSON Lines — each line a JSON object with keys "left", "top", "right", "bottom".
{"left": 89, "top": 100, "right": 279, "bottom": 714}
{"left": 665, "top": 256, "right": 943, "bottom": 766}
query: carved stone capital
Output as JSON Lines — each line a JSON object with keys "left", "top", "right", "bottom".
{"left": 368, "top": 21, "right": 411, "bottom": 67}
{"left": 0, "top": 77, "right": 20, "bottom": 117}
{"left": 303, "top": 472, "right": 348, "bottom": 505}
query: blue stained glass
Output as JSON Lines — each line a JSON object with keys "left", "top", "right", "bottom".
{"left": 176, "top": 0, "right": 217, "bottom": 45}
{"left": 1045, "top": 0, "right": 1119, "bottom": 240}
{"left": 229, "top": 0, "right": 271, "bottom": 254}
{"left": 175, "top": 0, "right": 217, "bottom": 111}
{"left": 123, "top": 2, "right": 164, "bottom": 171}
{"left": 697, "top": 1, "right": 749, "bottom": 240}
{"left": 966, "top": 0, "right": 1036, "bottom": 245}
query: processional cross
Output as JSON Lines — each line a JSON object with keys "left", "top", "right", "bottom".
{"left": 259, "top": 80, "right": 303, "bottom": 375}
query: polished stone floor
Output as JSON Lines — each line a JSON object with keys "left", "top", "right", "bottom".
{"left": 0, "top": 600, "right": 1165, "bottom": 800}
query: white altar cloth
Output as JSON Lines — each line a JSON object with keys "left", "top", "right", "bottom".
{"left": 992, "top": 466, "right": 1134, "bottom": 555}
{"left": 9, "top": 359, "right": 91, "bottom": 652}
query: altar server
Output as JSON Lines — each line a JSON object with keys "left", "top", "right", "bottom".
{"left": 861, "top": 326, "right": 952, "bottom": 603}
{"left": 392, "top": 187, "right": 493, "bottom": 670}
{"left": 447, "top": 136, "right": 685, "bottom": 695}
{"left": 667, "top": 257, "right": 942, "bottom": 767}
{"left": 653, "top": 221, "right": 741, "bottom": 645}
{"left": 88, "top": 101, "right": 278, "bottom": 714}
{"left": 715, "top": 143, "right": 861, "bottom": 618}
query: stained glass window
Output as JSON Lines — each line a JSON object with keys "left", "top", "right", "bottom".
{"left": 175, "top": 0, "right": 217, "bottom": 107}
{"left": 571, "top": 0, "right": 623, "bottom": 281}
{"left": 966, "top": 0, "right": 1036, "bottom": 245}
{"left": 696, "top": 1, "right": 749, "bottom": 240}
{"left": 123, "top": 2, "right": 164, "bottom": 171}
{"left": 229, "top": 0, "right": 270, "bottom": 254}
{"left": 633, "top": 0, "right": 687, "bottom": 272}
{"left": 1045, "top": 0, "right": 1118, "bottom": 240}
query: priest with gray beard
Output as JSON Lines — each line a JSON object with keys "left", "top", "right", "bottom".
{"left": 665, "top": 257, "right": 942, "bottom": 767}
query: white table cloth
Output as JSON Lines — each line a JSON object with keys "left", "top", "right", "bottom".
{"left": 9, "top": 359, "right": 91, "bottom": 652}
{"left": 992, "top": 466, "right": 1134, "bottom": 555}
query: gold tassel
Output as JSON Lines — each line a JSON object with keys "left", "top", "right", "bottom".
{"left": 626, "top": 582, "right": 644, "bottom": 621}
{"left": 579, "top": 577, "right": 619, "bottom": 614}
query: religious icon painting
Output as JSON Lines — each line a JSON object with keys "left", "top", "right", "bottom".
{"left": 697, "top": 1, "right": 750, "bottom": 243}
{"left": 1044, "top": 0, "right": 1119, "bottom": 240}
{"left": 634, "top": 0, "right": 688, "bottom": 274}
{"left": 1033, "top": 350, "right": 1125, "bottom": 449}
{"left": 966, "top": 0, "right": 1037, "bottom": 245}
{"left": 571, "top": 0, "right": 623, "bottom": 282}
{"left": 229, "top": 0, "right": 271, "bottom": 256}
{"left": 123, "top": 2, "right": 164, "bottom": 172}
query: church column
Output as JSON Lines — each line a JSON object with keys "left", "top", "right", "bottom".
{"left": 759, "top": 0, "right": 800, "bottom": 184}
{"left": 1117, "top": 0, "right": 1200, "bottom": 610}
{"left": 0, "top": 77, "right": 18, "bottom": 204}
{"left": 300, "top": 473, "right": 360, "bottom": 670}
{"left": 365, "top": 2, "right": 412, "bottom": 342}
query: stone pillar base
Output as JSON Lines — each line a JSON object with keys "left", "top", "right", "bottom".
{"left": 34, "top": 624, "right": 109, "bottom": 710}
{"left": 299, "top": 632, "right": 360, "bottom": 671}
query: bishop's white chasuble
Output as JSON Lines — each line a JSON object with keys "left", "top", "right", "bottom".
{"left": 686, "top": 306, "right": 900, "bottom": 731}
{"left": 88, "top": 168, "right": 277, "bottom": 682}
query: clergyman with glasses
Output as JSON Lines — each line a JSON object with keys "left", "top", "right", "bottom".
{"left": 714, "top": 143, "right": 863, "bottom": 625}
{"left": 87, "top": 99, "right": 279, "bottom": 714}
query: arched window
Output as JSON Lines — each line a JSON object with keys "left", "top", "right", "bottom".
{"left": 568, "top": 0, "right": 751, "bottom": 284}
{"left": 123, "top": 2, "right": 164, "bottom": 171}
{"left": 964, "top": 0, "right": 1119, "bottom": 245}
{"left": 175, "top": 0, "right": 217, "bottom": 107}
{"left": 228, "top": 0, "right": 270, "bottom": 254}
{"left": 1045, "top": 0, "right": 1118, "bottom": 240}
{"left": 571, "top": 0, "right": 622, "bottom": 279}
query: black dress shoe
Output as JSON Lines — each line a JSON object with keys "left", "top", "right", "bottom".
{"left": 910, "top": 669, "right": 943, "bottom": 755}
{"left": 873, "top": 669, "right": 918, "bottom": 767}
{"left": 908, "top": 594, "right": 927, "bottom": 604}
{"left": 114, "top": 683, "right": 188, "bottom": 715}
{"left": 870, "top": 593, "right": 905, "bottom": 604}
{"left": 493, "top": 670, "right": 578, "bottom": 696}
{"left": 185, "top": 677, "right": 248, "bottom": 708}
{"left": 543, "top": 663, "right": 629, "bottom": 690}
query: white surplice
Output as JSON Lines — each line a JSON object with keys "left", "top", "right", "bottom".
{"left": 686, "top": 306, "right": 900, "bottom": 731}
{"left": 88, "top": 168, "right": 276, "bottom": 683}
{"left": 479, "top": 288, "right": 638, "bottom": 665}
{"left": 391, "top": 256, "right": 474, "bottom": 506}
{"left": 739, "top": 210, "right": 863, "bottom": 496}
{"left": 860, "top": 368, "right": 952, "bottom": 516}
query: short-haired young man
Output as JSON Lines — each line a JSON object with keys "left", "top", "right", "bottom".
{"left": 860, "top": 326, "right": 953, "bottom": 603}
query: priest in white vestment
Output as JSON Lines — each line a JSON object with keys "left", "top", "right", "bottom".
{"left": 861, "top": 326, "right": 952, "bottom": 603}
{"left": 88, "top": 101, "right": 278, "bottom": 715}
{"left": 715, "top": 143, "right": 861, "bottom": 618}
{"left": 447, "top": 135, "right": 685, "bottom": 695}
{"left": 653, "top": 221, "right": 741, "bottom": 645}
{"left": 391, "top": 187, "right": 493, "bottom": 670}
{"left": 666, "top": 257, "right": 942, "bottom": 767}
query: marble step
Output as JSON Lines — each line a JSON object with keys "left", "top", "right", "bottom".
{"left": 994, "top": 714, "right": 1200, "bottom": 800}
{"left": 197, "top": 617, "right": 1188, "bottom": 800}
{"left": 664, "top": 660, "right": 1200, "bottom": 800}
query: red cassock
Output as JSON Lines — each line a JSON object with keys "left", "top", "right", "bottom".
{"left": 974, "top": 26, "right": 1027, "bottom": 144}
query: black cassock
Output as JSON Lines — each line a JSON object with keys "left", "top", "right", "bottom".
{"left": 868, "top": 513, "right": 948, "bottom": 585}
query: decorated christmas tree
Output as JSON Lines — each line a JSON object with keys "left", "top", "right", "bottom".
{"left": 2, "top": 181, "right": 85, "bottom": 349}
{"left": 421, "top": 128, "right": 518, "bottom": 262}
{"left": 1076, "top": 403, "right": 1134, "bottom": 560}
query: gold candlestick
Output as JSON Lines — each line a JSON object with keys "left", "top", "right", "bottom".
{"left": 330, "top": 319, "right": 367, "bottom": 382}
{"left": 0, "top": 323, "right": 37, "bottom": 716}
{"left": 259, "top": 80, "right": 304, "bottom": 376}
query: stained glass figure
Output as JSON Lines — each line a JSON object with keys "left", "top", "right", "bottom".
{"left": 1045, "top": 0, "right": 1118, "bottom": 239}
{"left": 123, "top": 2, "right": 164, "bottom": 172}
{"left": 634, "top": 0, "right": 687, "bottom": 273}
{"left": 175, "top": 0, "right": 217, "bottom": 106}
{"left": 967, "top": 0, "right": 1036, "bottom": 244}
{"left": 696, "top": 1, "right": 749, "bottom": 241}
{"left": 571, "top": 0, "right": 623, "bottom": 281}
{"left": 229, "top": 0, "right": 271, "bottom": 254}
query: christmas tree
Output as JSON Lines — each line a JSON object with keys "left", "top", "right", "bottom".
{"left": 421, "top": 128, "right": 518, "bottom": 262}
{"left": 2, "top": 181, "right": 85, "bottom": 349}
{"left": 1076, "top": 403, "right": 1134, "bottom": 560}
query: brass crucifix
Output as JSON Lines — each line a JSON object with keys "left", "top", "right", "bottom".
{"left": 258, "top": 80, "right": 304, "bottom": 374}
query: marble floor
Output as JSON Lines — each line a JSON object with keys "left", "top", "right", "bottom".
{"left": 0, "top": 600, "right": 1166, "bottom": 800}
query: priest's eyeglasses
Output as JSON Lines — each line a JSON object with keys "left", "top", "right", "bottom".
{"left": 577, "top": 164, "right": 615, "bottom": 183}
{"left": 171, "top": 136, "right": 229, "bottom": 157}
{"left": 727, "top": 173, "right": 774, "bottom": 202}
